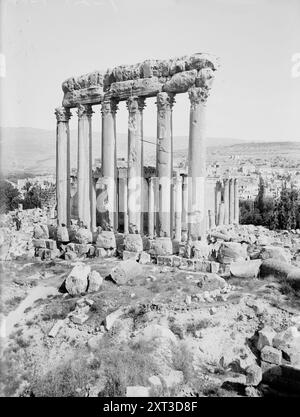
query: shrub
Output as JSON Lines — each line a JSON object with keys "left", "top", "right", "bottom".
{"left": 41, "top": 299, "right": 76, "bottom": 321}
{"left": 30, "top": 355, "right": 92, "bottom": 397}
{"left": 95, "top": 336, "right": 158, "bottom": 397}
{"left": 186, "top": 319, "right": 211, "bottom": 336}
{"left": 172, "top": 342, "right": 194, "bottom": 383}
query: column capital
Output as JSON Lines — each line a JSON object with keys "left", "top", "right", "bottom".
{"left": 188, "top": 67, "right": 215, "bottom": 108}
{"left": 126, "top": 96, "right": 139, "bottom": 114}
{"left": 101, "top": 99, "right": 119, "bottom": 116}
{"left": 156, "top": 92, "right": 174, "bottom": 116}
{"left": 55, "top": 106, "right": 71, "bottom": 122}
{"left": 77, "top": 104, "right": 94, "bottom": 118}
{"left": 188, "top": 86, "right": 210, "bottom": 107}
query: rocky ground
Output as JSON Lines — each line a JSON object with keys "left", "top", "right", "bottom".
{"left": 0, "top": 211, "right": 300, "bottom": 397}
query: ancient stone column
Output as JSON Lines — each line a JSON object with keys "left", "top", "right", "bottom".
{"left": 224, "top": 179, "right": 230, "bottom": 225}
{"left": 187, "top": 69, "right": 214, "bottom": 240}
{"left": 118, "top": 177, "right": 128, "bottom": 234}
{"left": 174, "top": 174, "right": 183, "bottom": 241}
{"left": 156, "top": 92, "right": 174, "bottom": 237}
{"left": 55, "top": 107, "right": 71, "bottom": 227}
{"left": 77, "top": 104, "right": 94, "bottom": 230}
{"left": 100, "top": 99, "right": 118, "bottom": 229}
{"left": 126, "top": 96, "right": 145, "bottom": 234}
{"left": 215, "top": 180, "right": 222, "bottom": 226}
{"left": 234, "top": 178, "right": 239, "bottom": 224}
{"left": 229, "top": 178, "right": 235, "bottom": 224}
{"left": 182, "top": 175, "right": 189, "bottom": 234}
{"left": 218, "top": 202, "right": 225, "bottom": 226}
{"left": 148, "top": 177, "right": 155, "bottom": 239}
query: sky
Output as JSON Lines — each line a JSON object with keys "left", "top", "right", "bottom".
{"left": 0, "top": 0, "right": 300, "bottom": 142}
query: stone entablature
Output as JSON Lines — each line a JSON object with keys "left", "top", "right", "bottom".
{"left": 62, "top": 53, "right": 219, "bottom": 107}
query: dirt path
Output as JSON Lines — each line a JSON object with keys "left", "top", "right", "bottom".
{"left": 1, "top": 285, "right": 59, "bottom": 339}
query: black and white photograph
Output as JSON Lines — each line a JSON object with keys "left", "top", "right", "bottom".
{"left": 0, "top": 0, "right": 300, "bottom": 401}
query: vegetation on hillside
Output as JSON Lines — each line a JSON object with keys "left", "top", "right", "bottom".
{"left": 240, "top": 177, "right": 300, "bottom": 230}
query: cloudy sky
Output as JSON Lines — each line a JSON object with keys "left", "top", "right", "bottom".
{"left": 1, "top": 0, "right": 300, "bottom": 141}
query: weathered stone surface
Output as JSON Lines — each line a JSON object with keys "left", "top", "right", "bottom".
{"left": 261, "top": 346, "right": 282, "bottom": 365}
{"left": 148, "top": 375, "right": 162, "bottom": 388}
{"left": 197, "top": 273, "right": 226, "bottom": 291}
{"left": 96, "top": 231, "right": 116, "bottom": 249}
{"left": 135, "top": 324, "right": 177, "bottom": 344}
{"left": 153, "top": 237, "right": 173, "bottom": 256}
{"left": 230, "top": 259, "right": 261, "bottom": 278}
{"left": 260, "top": 259, "right": 300, "bottom": 290}
{"left": 87, "top": 334, "right": 104, "bottom": 351}
{"left": 33, "top": 238, "right": 46, "bottom": 248}
{"left": 87, "top": 270, "right": 103, "bottom": 293}
{"left": 124, "top": 234, "right": 143, "bottom": 252}
{"left": 192, "top": 241, "right": 210, "bottom": 260}
{"left": 75, "top": 228, "right": 93, "bottom": 244}
{"left": 286, "top": 269, "right": 300, "bottom": 290}
{"left": 217, "top": 242, "right": 247, "bottom": 264}
{"left": 71, "top": 313, "right": 89, "bottom": 325}
{"left": 126, "top": 386, "right": 151, "bottom": 397}
{"left": 48, "top": 320, "right": 64, "bottom": 338}
{"left": 110, "top": 259, "right": 143, "bottom": 285}
{"left": 104, "top": 308, "right": 124, "bottom": 331}
{"left": 257, "top": 327, "right": 276, "bottom": 351}
{"left": 245, "top": 364, "right": 262, "bottom": 386}
{"left": 123, "top": 250, "right": 140, "bottom": 261}
{"left": 65, "top": 263, "right": 90, "bottom": 295}
{"left": 259, "top": 246, "right": 291, "bottom": 264}
{"left": 159, "top": 370, "right": 184, "bottom": 389}
{"left": 139, "top": 251, "right": 151, "bottom": 264}
{"left": 163, "top": 70, "right": 197, "bottom": 93}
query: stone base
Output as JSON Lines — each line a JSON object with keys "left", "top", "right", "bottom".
{"left": 96, "top": 248, "right": 117, "bottom": 258}
{"left": 33, "top": 238, "right": 57, "bottom": 250}
{"left": 123, "top": 250, "right": 140, "bottom": 261}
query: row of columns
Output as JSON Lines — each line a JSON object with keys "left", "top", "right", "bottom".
{"left": 55, "top": 86, "right": 208, "bottom": 240}
{"left": 215, "top": 178, "right": 239, "bottom": 227}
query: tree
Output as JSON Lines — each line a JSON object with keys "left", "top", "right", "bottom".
{"left": 0, "top": 180, "right": 21, "bottom": 213}
{"left": 22, "top": 184, "right": 43, "bottom": 209}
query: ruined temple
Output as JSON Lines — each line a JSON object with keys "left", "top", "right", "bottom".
{"left": 55, "top": 53, "right": 239, "bottom": 240}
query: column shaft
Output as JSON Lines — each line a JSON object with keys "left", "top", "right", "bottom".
{"left": 215, "top": 181, "right": 222, "bottom": 226}
{"left": 100, "top": 99, "right": 118, "bottom": 229}
{"left": 156, "top": 92, "right": 173, "bottom": 237}
{"left": 55, "top": 107, "right": 71, "bottom": 227}
{"left": 77, "top": 104, "right": 93, "bottom": 230}
{"left": 218, "top": 202, "right": 225, "bottom": 226}
{"left": 148, "top": 177, "right": 155, "bottom": 239}
{"left": 224, "top": 179, "right": 229, "bottom": 225}
{"left": 126, "top": 97, "right": 145, "bottom": 233}
{"left": 187, "top": 87, "right": 207, "bottom": 240}
{"left": 174, "top": 175, "right": 183, "bottom": 241}
{"left": 182, "top": 175, "right": 188, "bottom": 232}
{"left": 234, "top": 178, "right": 239, "bottom": 224}
{"left": 229, "top": 178, "right": 235, "bottom": 224}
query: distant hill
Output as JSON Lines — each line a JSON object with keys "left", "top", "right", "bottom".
{"left": 1, "top": 126, "right": 298, "bottom": 177}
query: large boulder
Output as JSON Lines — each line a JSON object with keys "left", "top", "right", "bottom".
{"left": 110, "top": 259, "right": 143, "bottom": 285}
{"left": 192, "top": 241, "right": 210, "bottom": 260}
{"left": 152, "top": 237, "right": 173, "bottom": 256}
{"left": 217, "top": 242, "right": 247, "bottom": 264}
{"left": 87, "top": 270, "right": 103, "bottom": 293}
{"left": 135, "top": 324, "right": 177, "bottom": 344}
{"left": 287, "top": 270, "right": 300, "bottom": 290}
{"left": 259, "top": 246, "right": 291, "bottom": 264}
{"left": 124, "top": 234, "right": 143, "bottom": 252}
{"left": 260, "top": 259, "right": 300, "bottom": 289}
{"left": 65, "top": 263, "right": 91, "bottom": 295}
{"left": 197, "top": 273, "right": 226, "bottom": 291}
{"left": 96, "top": 231, "right": 116, "bottom": 249}
{"left": 230, "top": 259, "right": 262, "bottom": 278}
